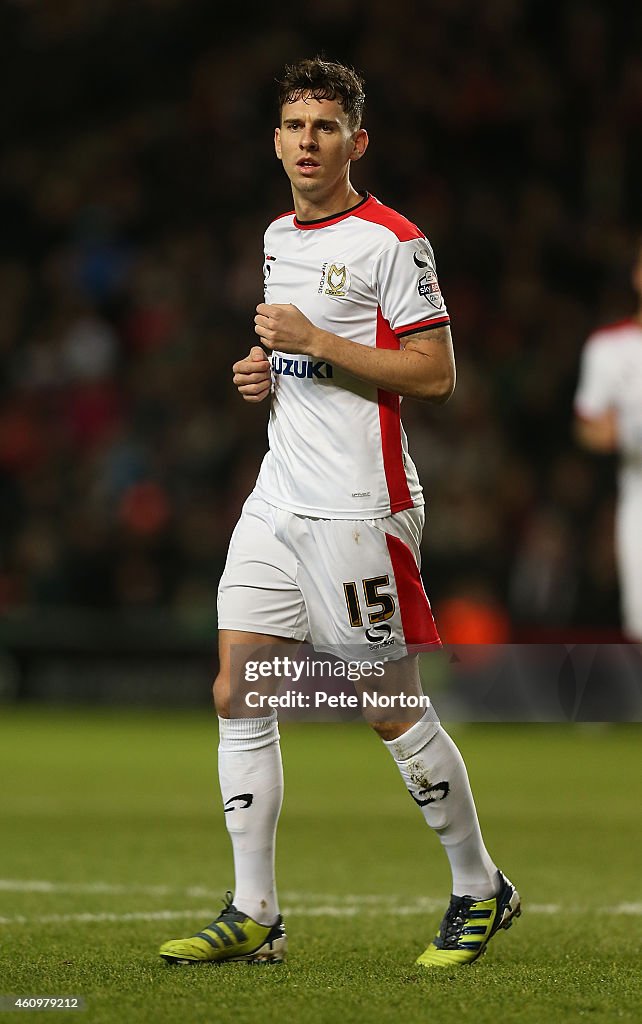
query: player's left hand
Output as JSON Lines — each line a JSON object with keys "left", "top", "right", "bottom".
{"left": 254, "top": 303, "right": 320, "bottom": 355}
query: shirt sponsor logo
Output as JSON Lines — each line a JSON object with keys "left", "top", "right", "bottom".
{"left": 272, "top": 355, "right": 333, "bottom": 379}
{"left": 318, "top": 261, "right": 351, "bottom": 297}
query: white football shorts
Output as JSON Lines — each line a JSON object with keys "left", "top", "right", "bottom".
{"left": 217, "top": 492, "right": 441, "bottom": 660}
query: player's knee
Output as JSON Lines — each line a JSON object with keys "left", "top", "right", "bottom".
{"left": 369, "top": 719, "right": 418, "bottom": 741}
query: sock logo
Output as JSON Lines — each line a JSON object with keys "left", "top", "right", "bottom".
{"left": 223, "top": 793, "right": 254, "bottom": 811}
{"left": 409, "top": 781, "right": 449, "bottom": 807}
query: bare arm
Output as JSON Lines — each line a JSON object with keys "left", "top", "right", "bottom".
{"left": 574, "top": 410, "right": 618, "bottom": 453}
{"left": 254, "top": 303, "right": 456, "bottom": 403}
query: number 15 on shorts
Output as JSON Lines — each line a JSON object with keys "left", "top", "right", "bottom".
{"left": 343, "top": 576, "right": 396, "bottom": 628}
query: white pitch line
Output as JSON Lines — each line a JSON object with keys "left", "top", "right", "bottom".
{"left": 0, "top": 908, "right": 216, "bottom": 926}
{"left": 0, "top": 880, "right": 444, "bottom": 912}
{"left": 0, "top": 880, "right": 174, "bottom": 896}
{"left": 1, "top": 902, "right": 642, "bottom": 926}
{"left": 0, "top": 881, "right": 640, "bottom": 923}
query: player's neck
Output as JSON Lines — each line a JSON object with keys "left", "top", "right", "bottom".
{"left": 292, "top": 183, "right": 362, "bottom": 223}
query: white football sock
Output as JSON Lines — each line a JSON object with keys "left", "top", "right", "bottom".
{"left": 218, "top": 713, "right": 283, "bottom": 925}
{"left": 383, "top": 712, "right": 498, "bottom": 899}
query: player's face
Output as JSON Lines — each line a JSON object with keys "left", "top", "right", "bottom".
{"left": 275, "top": 95, "right": 367, "bottom": 200}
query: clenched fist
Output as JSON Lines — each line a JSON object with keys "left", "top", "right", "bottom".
{"left": 232, "top": 346, "right": 272, "bottom": 402}
{"left": 254, "top": 303, "right": 321, "bottom": 355}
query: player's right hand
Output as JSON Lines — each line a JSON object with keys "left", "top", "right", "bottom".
{"left": 232, "top": 346, "right": 272, "bottom": 402}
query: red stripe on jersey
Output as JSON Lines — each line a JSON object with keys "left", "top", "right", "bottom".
{"left": 395, "top": 315, "right": 450, "bottom": 337}
{"left": 354, "top": 198, "right": 425, "bottom": 242}
{"left": 385, "top": 532, "right": 441, "bottom": 647}
{"left": 376, "top": 308, "right": 413, "bottom": 513}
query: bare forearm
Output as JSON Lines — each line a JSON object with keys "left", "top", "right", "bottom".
{"left": 254, "top": 302, "right": 455, "bottom": 402}
{"left": 309, "top": 327, "right": 455, "bottom": 403}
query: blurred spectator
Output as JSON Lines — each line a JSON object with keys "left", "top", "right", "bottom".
{"left": 437, "top": 583, "right": 511, "bottom": 645}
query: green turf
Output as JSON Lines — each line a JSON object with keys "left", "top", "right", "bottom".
{"left": 0, "top": 708, "right": 640, "bottom": 1024}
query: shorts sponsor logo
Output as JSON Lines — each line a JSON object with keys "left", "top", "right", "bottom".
{"left": 272, "top": 355, "right": 333, "bottom": 379}
{"left": 365, "top": 622, "right": 395, "bottom": 650}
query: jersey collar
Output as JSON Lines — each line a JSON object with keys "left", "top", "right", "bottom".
{"left": 293, "top": 191, "right": 372, "bottom": 230}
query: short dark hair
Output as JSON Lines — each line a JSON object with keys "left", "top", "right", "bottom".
{"left": 277, "top": 57, "right": 365, "bottom": 131}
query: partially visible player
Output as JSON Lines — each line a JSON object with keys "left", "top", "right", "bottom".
{"left": 574, "top": 239, "right": 642, "bottom": 641}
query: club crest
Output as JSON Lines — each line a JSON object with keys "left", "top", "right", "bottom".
{"left": 319, "top": 261, "right": 351, "bottom": 297}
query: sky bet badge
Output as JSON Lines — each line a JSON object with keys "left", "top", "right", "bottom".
{"left": 417, "top": 267, "right": 443, "bottom": 309}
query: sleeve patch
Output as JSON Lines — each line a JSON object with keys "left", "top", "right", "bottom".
{"left": 417, "top": 267, "right": 444, "bottom": 309}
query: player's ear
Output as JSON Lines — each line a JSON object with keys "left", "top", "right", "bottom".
{"left": 349, "top": 128, "right": 368, "bottom": 163}
{"left": 274, "top": 127, "right": 282, "bottom": 160}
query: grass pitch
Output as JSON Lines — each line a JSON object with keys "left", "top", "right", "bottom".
{"left": 0, "top": 707, "right": 640, "bottom": 1024}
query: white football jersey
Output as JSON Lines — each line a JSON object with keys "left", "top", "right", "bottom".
{"left": 253, "top": 192, "right": 450, "bottom": 518}
{"left": 574, "top": 318, "right": 642, "bottom": 497}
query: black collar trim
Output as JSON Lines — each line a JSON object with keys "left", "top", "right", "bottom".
{"left": 294, "top": 191, "right": 370, "bottom": 228}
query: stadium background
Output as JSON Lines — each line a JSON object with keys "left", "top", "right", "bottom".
{"left": 1, "top": 0, "right": 641, "bottom": 701}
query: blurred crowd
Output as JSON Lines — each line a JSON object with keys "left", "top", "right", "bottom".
{"left": 1, "top": 0, "right": 641, "bottom": 638}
